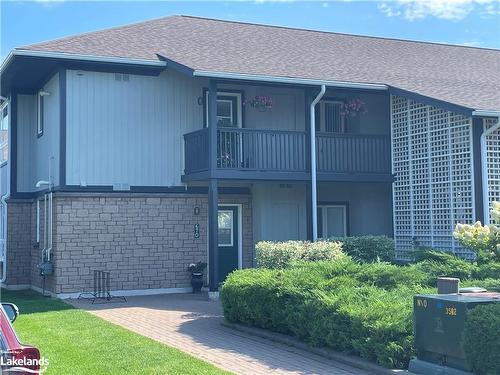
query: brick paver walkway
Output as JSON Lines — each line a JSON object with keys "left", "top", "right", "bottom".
{"left": 70, "top": 293, "right": 370, "bottom": 375}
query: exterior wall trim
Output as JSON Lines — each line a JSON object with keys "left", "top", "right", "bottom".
{"left": 57, "top": 287, "right": 194, "bottom": 300}
{"left": 59, "top": 68, "right": 67, "bottom": 187}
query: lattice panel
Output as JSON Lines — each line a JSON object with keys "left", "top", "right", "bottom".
{"left": 484, "top": 118, "right": 500, "bottom": 222}
{"left": 391, "top": 96, "right": 475, "bottom": 259}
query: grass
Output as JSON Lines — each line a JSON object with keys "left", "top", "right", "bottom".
{"left": 0, "top": 289, "right": 229, "bottom": 375}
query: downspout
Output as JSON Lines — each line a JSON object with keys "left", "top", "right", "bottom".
{"left": 0, "top": 96, "right": 9, "bottom": 283}
{"left": 310, "top": 85, "right": 326, "bottom": 241}
{"left": 0, "top": 193, "right": 9, "bottom": 283}
{"left": 480, "top": 116, "right": 500, "bottom": 224}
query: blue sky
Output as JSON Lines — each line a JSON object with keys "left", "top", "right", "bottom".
{"left": 1, "top": 0, "right": 499, "bottom": 61}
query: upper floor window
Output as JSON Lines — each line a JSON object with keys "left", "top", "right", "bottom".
{"left": 0, "top": 103, "right": 8, "bottom": 165}
{"left": 204, "top": 90, "right": 243, "bottom": 128}
{"left": 37, "top": 91, "right": 45, "bottom": 137}
{"left": 316, "top": 100, "right": 345, "bottom": 133}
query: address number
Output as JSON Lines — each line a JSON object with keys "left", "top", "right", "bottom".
{"left": 445, "top": 307, "right": 457, "bottom": 316}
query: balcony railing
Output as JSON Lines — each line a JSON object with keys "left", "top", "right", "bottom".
{"left": 183, "top": 127, "right": 391, "bottom": 179}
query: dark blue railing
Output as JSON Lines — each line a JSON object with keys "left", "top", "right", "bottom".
{"left": 184, "top": 128, "right": 391, "bottom": 176}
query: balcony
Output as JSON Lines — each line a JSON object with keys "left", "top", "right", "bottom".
{"left": 183, "top": 127, "right": 392, "bottom": 182}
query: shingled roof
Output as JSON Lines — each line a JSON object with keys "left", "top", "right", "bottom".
{"left": 14, "top": 15, "right": 500, "bottom": 112}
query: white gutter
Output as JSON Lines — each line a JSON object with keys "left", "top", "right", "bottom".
{"left": 310, "top": 85, "right": 326, "bottom": 241}
{"left": 1, "top": 49, "right": 166, "bottom": 73}
{"left": 473, "top": 110, "right": 500, "bottom": 118}
{"left": 193, "top": 70, "right": 387, "bottom": 91}
{"left": 480, "top": 116, "right": 500, "bottom": 224}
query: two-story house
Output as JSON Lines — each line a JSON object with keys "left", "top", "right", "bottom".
{"left": 0, "top": 16, "right": 499, "bottom": 297}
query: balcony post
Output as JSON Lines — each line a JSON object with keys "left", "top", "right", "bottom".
{"left": 207, "top": 79, "right": 219, "bottom": 292}
{"left": 208, "top": 80, "right": 218, "bottom": 173}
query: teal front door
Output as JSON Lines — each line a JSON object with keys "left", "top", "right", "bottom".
{"left": 218, "top": 206, "right": 239, "bottom": 283}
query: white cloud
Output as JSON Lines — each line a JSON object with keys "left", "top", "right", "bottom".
{"left": 378, "top": 0, "right": 499, "bottom": 21}
{"left": 461, "top": 39, "right": 483, "bottom": 46}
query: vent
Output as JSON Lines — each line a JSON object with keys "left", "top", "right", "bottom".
{"left": 112, "top": 183, "right": 131, "bottom": 191}
{"left": 114, "top": 73, "right": 122, "bottom": 81}
{"left": 122, "top": 74, "right": 130, "bottom": 82}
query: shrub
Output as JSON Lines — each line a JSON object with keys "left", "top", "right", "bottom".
{"left": 220, "top": 265, "right": 432, "bottom": 369}
{"left": 473, "top": 262, "right": 500, "bottom": 280}
{"left": 411, "top": 248, "right": 460, "bottom": 263}
{"left": 461, "top": 278, "right": 500, "bottom": 291}
{"left": 354, "top": 262, "right": 428, "bottom": 289}
{"left": 464, "top": 304, "right": 500, "bottom": 375}
{"left": 412, "top": 259, "right": 478, "bottom": 286}
{"left": 255, "top": 240, "right": 345, "bottom": 269}
{"left": 330, "top": 235, "right": 395, "bottom": 262}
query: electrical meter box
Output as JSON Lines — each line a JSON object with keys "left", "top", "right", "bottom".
{"left": 410, "top": 292, "right": 500, "bottom": 374}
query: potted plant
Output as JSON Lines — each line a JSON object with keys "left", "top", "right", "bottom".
{"left": 188, "top": 261, "right": 207, "bottom": 293}
{"left": 244, "top": 95, "right": 273, "bottom": 112}
{"left": 340, "top": 98, "right": 367, "bottom": 118}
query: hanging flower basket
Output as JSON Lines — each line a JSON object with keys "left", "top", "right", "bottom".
{"left": 244, "top": 95, "right": 273, "bottom": 112}
{"left": 340, "top": 98, "right": 367, "bottom": 118}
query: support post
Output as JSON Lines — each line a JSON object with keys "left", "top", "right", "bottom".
{"left": 208, "top": 178, "right": 219, "bottom": 291}
{"left": 472, "top": 118, "right": 484, "bottom": 223}
{"left": 207, "top": 80, "right": 219, "bottom": 291}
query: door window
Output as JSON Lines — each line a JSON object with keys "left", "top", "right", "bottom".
{"left": 218, "top": 210, "right": 234, "bottom": 246}
{"left": 204, "top": 91, "right": 242, "bottom": 128}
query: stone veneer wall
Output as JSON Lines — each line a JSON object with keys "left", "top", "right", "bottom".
{"left": 5, "top": 200, "right": 33, "bottom": 286}
{"left": 5, "top": 192, "right": 253, "bottom": 295}
{"left": 58, "top": 192, "right": 253, "bottom": 294}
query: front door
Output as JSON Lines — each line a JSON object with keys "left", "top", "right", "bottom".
{"left": 217, "top": 205, "right": 239, "bottom": 283}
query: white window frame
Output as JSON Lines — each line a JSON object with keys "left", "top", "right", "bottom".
{"left": 205, "top": 91, "right": 243, "bottom": 128}
{"left": 0, "top": 101, "right": 9, "bottom": 165}
{"left": 37, "top": 92, "right": 44, "bottom": 137}
{"left": 218, "top": 209, "right": 234, "bottom": 247}
{"left": 318, "top": 204, "right": 347, "bottom": 237}
{"left": 319, "top": 100, "right": 345, "bottom": 133}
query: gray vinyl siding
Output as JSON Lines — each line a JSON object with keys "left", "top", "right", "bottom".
{"left": 317, "top": 182, "right": 393, "bottom": 236}
{"left": 65, "top": 70, "right": 309, "bottom": 187}
{"left": 17, "top": 73, "right": 60, "bottom": 192}
{"left": 66, "top": 69, "right": 206, "bottom": 187}
{"left": 220, "top": 84, "right": 306, "bottom": 131}
{"left": 252, "top": 184, "right": 308, "bottom": 242}
{"left": 251, "top": 181, "right": 393, "bottom": 243}
{"left": 0, "top": 165, "right": 8, "bottom": 197}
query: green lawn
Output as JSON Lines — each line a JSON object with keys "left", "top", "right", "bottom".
{"left": 1, "top": 289, "right": 229, "bottom": 375}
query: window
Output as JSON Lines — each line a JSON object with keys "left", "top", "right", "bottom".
{"left": 218, "top": 210, "right": 234, "bottom": 246}
{"left": 317, "top": 100, "right": 344, "bottom": 133}
{"left": 204, "top": 90, "right": 242, "bottom": 128}
{"left": 317, "top": 205, "right": 347, "bottom": 238}
{"left": 37, "top": 92, "right": 44, "bottom": 137}
{"left": 0, "top": 103, "right": 8, "bottom": 164}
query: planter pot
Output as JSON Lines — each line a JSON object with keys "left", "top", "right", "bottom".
{"left": 191, "top": 273, "right": 204, "bottom": 293}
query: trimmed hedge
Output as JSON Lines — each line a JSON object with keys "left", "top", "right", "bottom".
{"left": 255, "top": 240, "right": 345, "bottom": 269}
{"left": 329, "top": 235, "right": 395, "bottom": 262}
{"left": 221, "top": 261, "right": 433, "bottom": 369}
{"left": 464, "top": 304, "right": 500, "bottom": 375}
{"left": 221, "top": 258, "right": 500, "bottom": 370}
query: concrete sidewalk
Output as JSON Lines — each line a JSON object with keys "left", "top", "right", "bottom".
{"left": 69, "top": 293, "right": 372, "bottom": 375}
